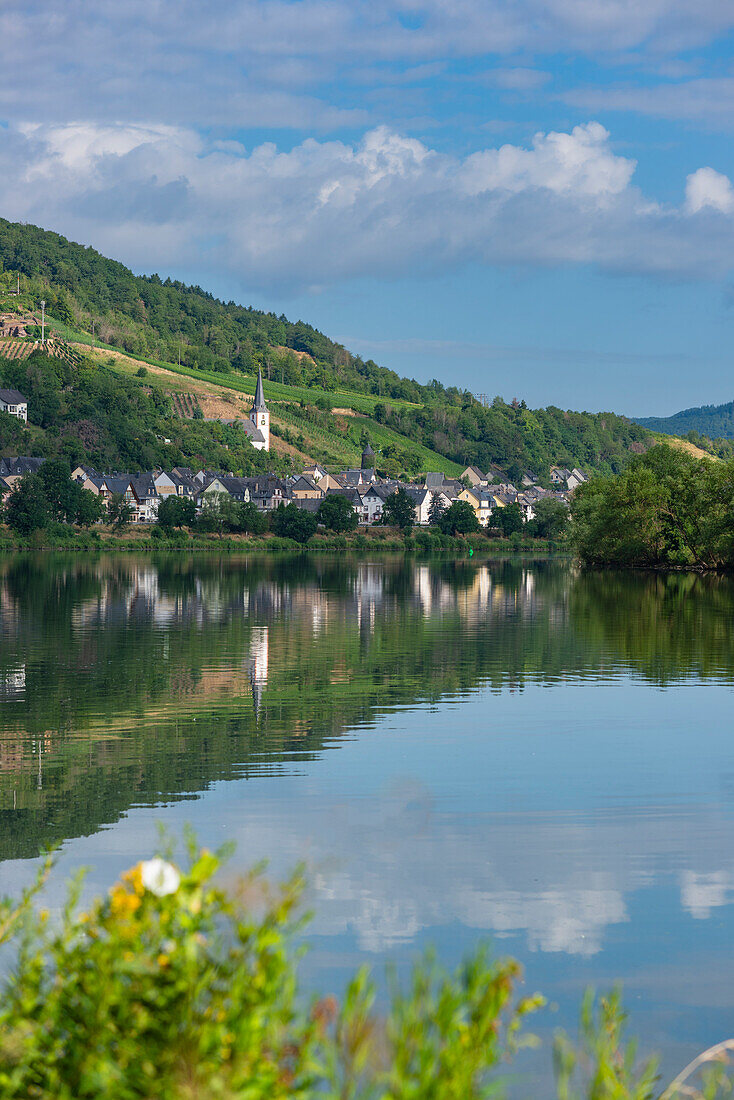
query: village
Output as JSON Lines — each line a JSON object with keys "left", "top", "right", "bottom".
{"left": 0, "top": 369, "right": 583, "bottom": 528}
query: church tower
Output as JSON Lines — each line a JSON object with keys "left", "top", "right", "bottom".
{"left": 250, "top": 368, "right": 270, "bottom": 451}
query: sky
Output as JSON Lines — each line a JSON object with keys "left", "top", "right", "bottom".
{"left": 2, "top": 2, "right": 734, "bottom": 414}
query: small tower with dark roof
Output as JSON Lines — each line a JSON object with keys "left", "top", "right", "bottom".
{"left": 361, "top": 441, "right": 375, "bottom": 470}
{"left": 250, "top": 368, "right": 270, "bottom": 451}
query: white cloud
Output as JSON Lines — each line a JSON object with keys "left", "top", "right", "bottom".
{"left": 4, "top": 1, "right": 734, "bottom": 135}
{"left": 1, "top": 119, "right": 733, "bottom": 292}
{"left": 562, "top": 77, "right": 734, "bottom": 127}
{"left": 461, "top": 122, "right": 634, "bottom": 198}
{"left": 685, "top": 166, "right": 734, "bottom": 214}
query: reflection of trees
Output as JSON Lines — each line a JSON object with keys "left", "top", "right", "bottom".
{"left": 1, "top": 553, "right": 733, "bottom": 859}
{"left": 568, "top": 570, "right": 734, "bottom": 685}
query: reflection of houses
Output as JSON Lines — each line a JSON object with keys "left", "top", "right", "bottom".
{"left": 0, "top": 665, "right": 26, "bottom": 698}
{"left": 249, "top": 626, "right": 269, "bottom": 720}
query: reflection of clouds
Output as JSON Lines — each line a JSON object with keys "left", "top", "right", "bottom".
{"left": 4, "top": 786, "right": 734, "bottom": 965}
{"left": 315, "top": 872, "right": 421, "bottom": 951}
{"left": 456, "top": 880, "right": 627, "bottom": 956}
{"left": 680, "top": 871, "right": 731, "bottom": 919}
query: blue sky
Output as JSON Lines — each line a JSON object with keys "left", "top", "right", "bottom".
{"left": 3, "top": 1, "right": 734, "bottom": 414}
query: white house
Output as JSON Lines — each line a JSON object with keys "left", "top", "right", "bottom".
{"left": 358, "top": 484, "right": 388, "bottom": 525}
{"left": 0, "top": 389, "right": 27, "bottom": 423}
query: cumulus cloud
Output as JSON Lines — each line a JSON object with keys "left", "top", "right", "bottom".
{"left": 685, "top": 167, "right": 734, "bottom": 214}
{"left": 0, "top": 119, "right": 733, "bottom": 292}
{"left": 461, "top": 122, "right": 634, "bottom": 198}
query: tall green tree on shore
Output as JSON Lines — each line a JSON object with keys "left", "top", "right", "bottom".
{"left": 317, "top": 494, "right": 358, "bottom": 532}
{"left": 381, "top": 487, "right": 415, "bottom": 530}
{"left": 4, "top": 475, "right": 50, "bottom": 534}
{"left": 438, "top": 500, "right": 479, "bottom": 535}
{"left": 571, "top": 445, "right": 734, "bottom": 568}
{"left": 270, "top": 502, "right": 317, "bottom": 544}
{"left": 494, "top": 503, "right": 523, "bottom": 537}
{"left": 108, "top": 493, "right": 134, "bottom": 531}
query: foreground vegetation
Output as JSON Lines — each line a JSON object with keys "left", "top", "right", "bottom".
{"left": 0, "top": 844, "right": 728, "bottom": 1100}
{"left": 571, "top": 445, "right": 734, "bottom": 569}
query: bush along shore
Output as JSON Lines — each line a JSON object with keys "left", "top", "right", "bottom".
{"left": 0, "top": 844, "right": 729, "bottom": 1100}
{"left": 570, "top": 446, "right": 734, "bottom": 571}
{"left": 0, "top": 524, "right": 565, "bottom": 554}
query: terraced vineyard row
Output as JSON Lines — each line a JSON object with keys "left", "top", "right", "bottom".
{"left": 171, "top": 391, "right": 201, "bottom": 418}
{"left": 0, "top": 338, "right": 82, "bottom": 365}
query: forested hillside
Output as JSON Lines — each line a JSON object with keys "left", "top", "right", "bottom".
{"left": 636, "top": 400, "right": 734, "bottom": 441}
{"left": 375, "top": 399, "right": 652, "bottom": 479}
{"left": 0, "top": 216, "right": 662, "bottom": 478}
{"left": 0, "top": 218, "right": 445, "bottom": 404}
{"left": 0, "top": 350, "right": 288, "bottom": 475}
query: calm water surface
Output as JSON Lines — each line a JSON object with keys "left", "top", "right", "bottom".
{"left": 1, "top": 552, "right": 733, "bottom": 1082}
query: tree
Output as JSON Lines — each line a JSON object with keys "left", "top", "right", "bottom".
{"left": 232, "top": 501, "right": 268, "bottom": 535}
{"left": 494, "top": 502, "right": 523, "bottom": 537}
{"left": 75, "top": 489, "right": 105, "bottom": 527}
{"left": 428, "top": 493, "right": 447, "bottom": 526}
{"left": 270, "top": 503, "right": 317, "bottom": 544}
{"left": 196, "top": 492, "right": 238, "bottom": 536}
{"left": 380, "top": 487, "right": 415, "bottom": 531}
{"left": 38, "top": 459, "right": 79, "bottom": 523}
{"left": 108, "top": 493, "right": 134, "bottom": 531}
{"left": 317, "top": 494, "right": 358, "bottom": 532}
{"left": 570, "top": 445, "right": 734, "bottom": 568}
{"left": 439, "top": 500, "right": 480, "bottom": 535}
{"left": 4, "top": 474, "right": 49, "bottom": 534}
{"left": 528, "top": 497, "right": 568, "bottom": 539}
{"left": 157, "top": 495, "right": 196, "bottom": 530}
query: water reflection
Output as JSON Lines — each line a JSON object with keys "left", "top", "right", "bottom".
{"left": 1, "top": 553, "right": 733, "bottom": 863}
{"left": 1, "top": 552, "right": 734, "bottom": 1070}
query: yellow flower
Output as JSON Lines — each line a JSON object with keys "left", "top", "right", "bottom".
{"left": 109, "top": 885, "right": 142, "bottom": 919}
{"left": 157, "top": 954, "right": 170, "bottom": 968}
{"left": 121, "top": 863, "right": 145, "bottom": 897}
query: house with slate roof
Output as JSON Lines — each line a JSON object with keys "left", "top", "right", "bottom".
{"left": 131, "top": 476, "right": 160, "bottom": 522}
{"left": 0, "top": 389, "right": 27, "bottom": 423}
{"left": 461, "top": 466, "right": 486, "bottom": 487}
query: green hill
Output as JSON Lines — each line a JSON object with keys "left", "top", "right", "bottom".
{"left": 0, "top": 216, "right": 661, "bottom": 478}
{"left": 636, "top": 401, "right": 734, "bottom": 441}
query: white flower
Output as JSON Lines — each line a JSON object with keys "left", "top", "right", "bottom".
{"left": 140, "top": 858, "right": 181, "bottom": 897}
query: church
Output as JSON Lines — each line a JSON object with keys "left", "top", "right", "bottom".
{"left": 244, "top": 368, "right": 270, "bottom": 451}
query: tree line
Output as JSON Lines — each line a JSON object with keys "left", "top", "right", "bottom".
{"left": 570, "top": 445, "right": 734, "bottom": 569}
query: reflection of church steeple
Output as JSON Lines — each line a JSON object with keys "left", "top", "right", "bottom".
{"left": 248, "top": 626, "right": 269, "bottom": 722}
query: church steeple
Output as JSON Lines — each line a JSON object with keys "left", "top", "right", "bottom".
{"left": 252, "top": 368, "right": 267, "bottom": 411}
{"left": 250, "top": 369, "right": 270, "bottom": 451}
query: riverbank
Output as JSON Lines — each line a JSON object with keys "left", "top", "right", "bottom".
{"left": 0, "top": 524, "right": 566, "bottom": 552}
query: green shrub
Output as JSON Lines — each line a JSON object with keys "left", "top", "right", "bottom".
{"left": 0, "top": 847, "right": 545, "bottom": 1100}
{"left": 0, "top": 846, "right": 719, "bottom": 1100}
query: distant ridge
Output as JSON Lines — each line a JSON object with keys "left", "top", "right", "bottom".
{"left": 635, "top": 399, "right": 734, "bottom": 440}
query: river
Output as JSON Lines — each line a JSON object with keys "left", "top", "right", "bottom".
{"left": 1, "top": 552, "right": 733, "bottom": 1083}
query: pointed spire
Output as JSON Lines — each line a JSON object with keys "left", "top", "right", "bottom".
{"left": 252, "top": 368, "right": 267, "bottom": 411}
